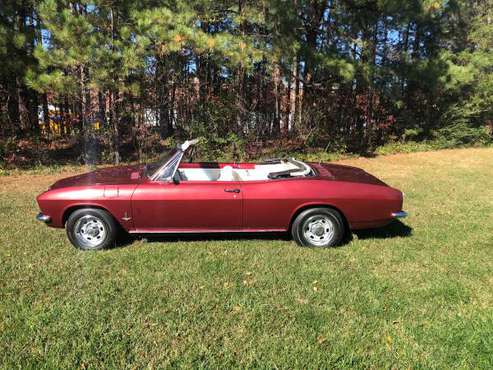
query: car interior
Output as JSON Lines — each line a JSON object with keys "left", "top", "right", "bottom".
{"left": 176, "top": 159, "right": 313, "bottom": 182}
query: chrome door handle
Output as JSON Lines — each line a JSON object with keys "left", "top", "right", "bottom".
{"left": 224, "top": 188, "right": 240, "bottom": 193}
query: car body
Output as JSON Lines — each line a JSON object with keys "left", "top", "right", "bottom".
{"left": 36, "top": 139, "right": 407, "bottom": 249}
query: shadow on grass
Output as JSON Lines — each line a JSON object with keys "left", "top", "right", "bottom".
{"left": 353, "top": 220, "right": 412, "bottom": 240}
{"left": 124, "top": 232, "right": 291, "bottom": 247}
{"left": 112, "top": 232, "right": 289, "bottom": 250}
{"left": 114, "top": 220, "right": 412, "bottom": 249}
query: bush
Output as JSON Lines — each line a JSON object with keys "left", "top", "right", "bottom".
{"left": 375, "top": 141, "right": 440, "bottom": 155}
{"left": 0, "top": 137, "right": 18, "bottom": 166}
{"left": 435, "top": 123, "right": 492, "bottom": 148}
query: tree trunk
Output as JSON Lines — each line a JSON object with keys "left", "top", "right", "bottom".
{"left": 7, "top": 79, "right": 21, "bottom": 137}
{"left": 42, "top": 93, "right": 50, "bottom": 137}
{"left": 288, "top": 56, "right": 298, "bottom": 133}
{"left": 63, "top": 95, "right": 71, "bottom": 136}
{"left": 272, "top": 62, "right": 281, "bottom": 136}
{"left": 27, "top": 87, "right": 39, "bottom": 136}
{"left": 157, "top": 56, "right": 171, "bottom": 138}
{"left": 400, "top": 22, "right": 411, "bottom": 96}
{"left": 109, "top": 90, "right": 120, "bottom": 164}
{"left": 235, "top": 65, "right": 245, "bottom": 134}
{"left": 110, "top": 7, "right": 120, "bottom": 163}
{"left": 297, "top": 73, "right": 303, "bottom": 128}
{"left": 98, "top": 91, "right": 106, "bottom": 127}
{"left": 80, "top": 65, "right": 89, "bottom": 163}
{"left": 170, "top": 81, "right": 176, "bottom": 132}
{"left": 366, "top": 20, "right": 380, "bottom": 152}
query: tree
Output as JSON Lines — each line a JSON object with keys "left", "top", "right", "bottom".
{"left": 0, "top": 0, "right": 40, "bottom": 137}
{"left": 1, "top": 0, "right": 491, "bottom": 167}
{"left": 447, "top": 1, "right": 493, "bottom": 121}
{"left": 28, "top": 0, "right": 140, "bottom": 163}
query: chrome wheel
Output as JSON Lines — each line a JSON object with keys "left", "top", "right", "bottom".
{"left": 302, "top": 215, "right": 335, "bottom": 246}
{"left": 74, "top": 215, "right": 107, "bottom": 248}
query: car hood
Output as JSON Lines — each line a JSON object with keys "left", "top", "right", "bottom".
{"left": 50, "top": 164, "right": 145, "bottom": 189}
{"left": 311, "top": 163, "right": 388, "bottom": 186}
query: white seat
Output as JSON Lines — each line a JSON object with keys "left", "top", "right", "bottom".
{"left": 218, "top": 166, "right": 238, "bottom": 181}
{"left": 179, "top": 168, "right": 221, "bottom": 181}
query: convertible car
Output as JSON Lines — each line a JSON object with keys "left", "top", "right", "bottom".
{"left": 36, "top": 139, "right": 407, "bottom": 250}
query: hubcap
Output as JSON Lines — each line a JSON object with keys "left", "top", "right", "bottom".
{"left": 74, "top": 215, "right": 107, "bottom": 248}
{"left": 303, "top": 215, "right": 335, "bottom": 246}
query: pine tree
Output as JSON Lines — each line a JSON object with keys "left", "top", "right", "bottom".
{"left": 0, "top": 0, "right": 40, "bottom": 137}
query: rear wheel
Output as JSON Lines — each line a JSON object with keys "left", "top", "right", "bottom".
{"left": 66, "top": 208, "right": 117, "bottom": 251}
{"left": 292, "top": 207, "right": 345, "bottom": 248}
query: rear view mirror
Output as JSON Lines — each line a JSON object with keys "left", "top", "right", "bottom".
{"left": 172, "top": 172, "right": 180, "bottom": 185}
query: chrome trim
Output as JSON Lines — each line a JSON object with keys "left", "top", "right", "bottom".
{"left": 121, "top": 212, "right": 132, "bottom": 221}
{"left": 150, "top": 139, "right": 200, "bottom": 182}
{"left": 287, "top": 158, "right": 312, "bottom": 177}
{"left": 392, "top": 211, "right": 408, "bottom": 218}
{"left": 178, "top": 138, "right": 200, "bottom": 151}
{"left": 150, "top": 149, "right": 182, "bottom": 181}
{"left": 36, "top": 213, "right": 51, "bottom": 223}
{"left": 168, "top": 151, "right": 184, "bottom": 182}
{"left": 128, "top": 228, "right": 286, "bottom": 234}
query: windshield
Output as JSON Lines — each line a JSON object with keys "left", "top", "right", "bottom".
{"left": 145, "top": 149, "right": 179, "bottom": 179}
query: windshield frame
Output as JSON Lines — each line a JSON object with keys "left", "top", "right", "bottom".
{"left": 148, "top": 148, "right": 183, "bottom": 181}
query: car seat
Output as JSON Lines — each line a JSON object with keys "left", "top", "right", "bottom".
{"left": 218, "top": 165, "right": 239, "bottom": 181}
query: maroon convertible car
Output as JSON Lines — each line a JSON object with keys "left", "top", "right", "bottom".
{"left": 36, "top": 139, "right": 407, "bottom": 250}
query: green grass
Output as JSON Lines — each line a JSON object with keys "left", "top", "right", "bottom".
{"left": 1, "top": 148, "right": 492, "bottom": 368}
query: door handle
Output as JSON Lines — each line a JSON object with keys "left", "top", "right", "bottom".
{"left": 224, "top": 188, "right": 240, "bottom": 193}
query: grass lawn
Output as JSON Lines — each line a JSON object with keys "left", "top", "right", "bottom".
{"left": 1, "top": 148, "right": 492, "bottom": 368}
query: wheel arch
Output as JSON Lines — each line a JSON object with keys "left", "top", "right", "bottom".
{"left": 62, "top": 204, "right": 118, "bottom": 227}
{"left": 289, "top": 203, "right": 349, "bottom": 233}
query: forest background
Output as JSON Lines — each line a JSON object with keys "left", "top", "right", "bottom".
{"left": 1, "top": 0, "right": 492, "bottom": 166}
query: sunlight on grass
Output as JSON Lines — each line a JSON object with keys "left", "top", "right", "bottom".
{"left": 1, "top": 148, "right": 492, "bottom": 367}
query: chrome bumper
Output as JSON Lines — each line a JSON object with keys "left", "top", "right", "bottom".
{"left": 392, "top": 211, "right": 408, "bottom": 219}
{"left": 36, "top": 212, "right": 51, "bottom": 223}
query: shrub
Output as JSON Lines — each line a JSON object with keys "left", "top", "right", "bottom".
{"left": 435, "top": 123, "right": 492, "bottom": 148}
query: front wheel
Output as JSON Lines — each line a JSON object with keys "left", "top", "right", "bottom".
{"left": 291, "top": 207, "right": 345, "bottom": 248}
{"left": 66, "top": 208, "right": 117, "bottom": 251}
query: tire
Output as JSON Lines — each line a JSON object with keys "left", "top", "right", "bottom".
{"left": 291, "top": 207, "right": 345, "bottom": 248}
{"left": 66, "top": 208, "right": 117, "bottom": 251}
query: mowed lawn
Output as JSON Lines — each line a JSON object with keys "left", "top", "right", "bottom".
{"left": 1, "top": 148, "right": 492, "bottom": 368}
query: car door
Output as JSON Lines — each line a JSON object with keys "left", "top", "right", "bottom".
{"left": 241, "top": 179, "right": 306, "bottom": 231}
{"left": 131, "top": 180, "right": 242, "bottom": 232}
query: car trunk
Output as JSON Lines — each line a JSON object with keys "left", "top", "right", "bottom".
{"left": 49, "top": 165, "right": 144, "bottom": 189}
{"left": 310, "top": 163, "right": 388, "bottom": 186}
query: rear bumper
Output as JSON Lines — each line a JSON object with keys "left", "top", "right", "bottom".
{"left": 36, "top": 212, "right": 51, "bottom": 223}
{"left": 392, "top": 211, "right": 408, "bottom": 218}
{"left": 351, "top": 211, "right": 408, "bottom": 230}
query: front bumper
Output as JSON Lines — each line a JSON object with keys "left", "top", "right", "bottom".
{"left": 392, "top": 211, "right": 408, "bottom": 218}
{"left": 36, "top": 212, "right": 51, "bottom": 223}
